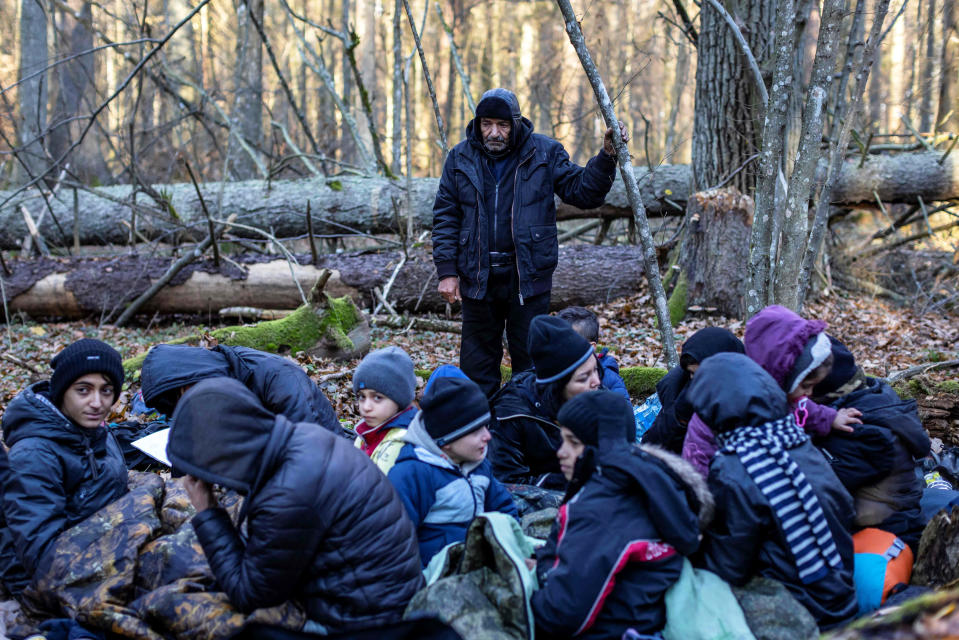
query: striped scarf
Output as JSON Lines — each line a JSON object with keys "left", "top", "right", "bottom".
{"left": 716, "top": 415, "right": 842, "bottom": 584}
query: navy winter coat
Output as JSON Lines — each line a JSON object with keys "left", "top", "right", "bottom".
{"left": 814, "top": 377, "right": 929, "bottom": 549}
{"left": 141, "top": 344, "right": 340, "bottom": 433}
{"left": 0, "top": 382, "right": 128, "bottom": 594}
{"left": 597, "top": 350, "right": 630, "bottom": 402}
{"left": 488, "top": 372, "right": 564, "bottom": 486}
{"left": 690, "top": 355, "right": 858, "bottom": 630}
{"left": 387, "top": 412, "right": 518, "bottom": 566}
{"left": 172, "top": 379, "right": 424, "bottom": 632}
{"left": 532, "top": 442, "right": 708, "bottom": 639}
{"left": 432, "top": 91, "right": 617, "bottom": 301}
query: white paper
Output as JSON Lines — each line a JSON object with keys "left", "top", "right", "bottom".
{"left": 130, "top": 427, "right": 172, "bottom": 467}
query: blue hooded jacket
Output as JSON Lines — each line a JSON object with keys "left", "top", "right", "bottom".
{"left": 387, "top": 411, "right": 518, "bottom": 566}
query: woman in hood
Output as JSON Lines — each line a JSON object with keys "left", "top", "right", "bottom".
{"left": 690, "top": 353, "right": 858, "bottom": 630}
{"left": 643, "top": 327, "right": 744, "bottom": 452}
{"left": 488, "top": 315, "right": 603, "bottom": 487}
{"left": 0, "top": 339, "right": 128, "bottom": 595}
{"left": 532, "top": 390, "right": 711, "bottom": 639}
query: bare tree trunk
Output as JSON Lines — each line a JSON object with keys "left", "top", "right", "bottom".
{"left": 691, "top": 0, "right": 774, "bottom": 192}
{"left": 17, "top": 0, "right": 50, "bottom": 185}
{"left": 663, "top": 30, "right": 689, "bottom": 161}
{"left": 938, "top": 0, "right": 958, "bottom": 132}
{"left": 48, "top": 0, "right": 107, "bottom": 185}
{"left": 227, "top": 0, "right": 265, "bottom": 180}
{"left": 773, "top": 0, "right": 846, "bottom": 309}
{"left": 392, "top": 0, "right": 403, "bottom": 175}
{"left": 340, "top": 0, "right": 356, "bottom": 164}
{"left": 746, "top": 0, "right": 796, "bottom": 316}
{"left": 918, "top": 0, "right": 938, "bottom": 133}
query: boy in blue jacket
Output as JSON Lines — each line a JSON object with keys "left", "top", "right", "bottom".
{"left": 388, "top": 376, "right": 518, "bottom": 567}
{"left": 556, "top": 306, "right": 630, "bottom": 401}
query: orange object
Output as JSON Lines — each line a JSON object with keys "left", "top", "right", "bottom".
{"left": 853, "top": 528, "right": 914, "bottom": 603}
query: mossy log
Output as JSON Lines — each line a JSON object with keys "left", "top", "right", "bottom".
{"left": 825, "top": 586, "right": 959, "bottom": 638}
{"left": 913, "top": 505, "right": 959, "bottom": 587}
{"left": 440, "top": 364, "right": 666, "bottom": 399}
{"left": 122, "top": 271, "right": 369, "bottom": 379}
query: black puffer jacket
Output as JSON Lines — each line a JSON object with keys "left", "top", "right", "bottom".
{"left": 488, "top": 372, "right": 564, "bottom": 486}
{"left": 170, "top": 378, "right": 423, "bottom": 632}
{"left": 690, "top": 356, "right": 858, "bottom": 630}
{"left": 0, "top": 382, "right": 128, "bottom": 594}
{"left": 432, "top": 90, "right": 616, "bottom": 301}
{"left": 141, "top": 344, "right": 340, "bottom": 433}
{"left": 532, "top": 437, "right": 710, "bottom": 638}
{"left": 814, "top": 377, "right": 929, "bottom": 549}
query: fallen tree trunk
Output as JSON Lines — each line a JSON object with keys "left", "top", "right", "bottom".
{"left": 1, "top": 152, "right": 954, "bottom": 249}
{"left": 4, "top": 245, "right": 647, "bottom": 319}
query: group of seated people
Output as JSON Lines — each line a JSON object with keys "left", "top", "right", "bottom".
{"left": 0, "top": 302, "right": 935, "bottom": 639}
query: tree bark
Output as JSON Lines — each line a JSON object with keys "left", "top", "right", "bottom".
{"left": 691, "top": 0, "right": 774, "bottom": 192}
{"left": 918, "top": 0, "right": 937, "bottom": 133}
{"left": 0, "top": 155, "right": 955, "bottom": 250}
{"left": 4, "top": 245, "right": 649, "bottom": 319}
{"left": 227, "top": 0, "right": 265, "bottom": 180}
{"left": 937, "top": 0, "right": 957, "bottom": 132}
{"left": 17, "top": 0, "right": 50, "bottom": 184}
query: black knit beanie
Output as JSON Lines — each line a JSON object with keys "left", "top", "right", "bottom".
{"left": 49, "top": 338, "right": 124, "bottom": 406}
{"left": 557, "top": 390, "right": 634, "bottom": 449}
{"left": 528, "top": 315, "right": 594, "bottom": 384}
{"left": 812, "top": 335, "right": 858, "bottom": 397}
{"left": 419, "top": 377, "right": 491, "bottom": 447}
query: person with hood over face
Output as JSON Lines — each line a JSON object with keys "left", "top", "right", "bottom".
{"left": 532, "top": 390, "right": 711, "bottom": 639}
{"left": 643, "top": 327, "right": 745, "bottom": 453}
{"left": 388, "top": 376, "right": 518, "bottom": 567}
{"left": 169, "top": 378, "right": 424, "bottom": 634}
{"left": 690, "top": 353, "right": 858, "bottom": 630}
{"left": 140, "top": 343, "right": 340, "bottom": 433}
{"left": 0, "top": 339, "right": 128, "bottom": 595}
{"left": 431, "top": 87, "right": 627, "bottom": 398}
{"left": 812, "top": 336, "right": 929, "bottom": 551}
{"left": 488, "top": 315, "right": 603, "bottom": 487}
{"left": 682, "top": 305, "right": 863, "bottom": 476}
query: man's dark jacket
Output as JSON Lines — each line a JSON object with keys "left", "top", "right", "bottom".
{"left": 0, "top": 381, "right": 128, "bottom": 594}
{"left": 814, "top": 377, "right": 929, "bottom": 549}
{"left": 141, "top": 344, "right": 340, "bottom": 433}
{"left": 432, "top": 93, "right": 616, "bottom": 301}
{"left": 488, "top": 372, "right": 564, "bottom": 486}
{"left": 171, "top": 378, "right": 424, "bottom": 633}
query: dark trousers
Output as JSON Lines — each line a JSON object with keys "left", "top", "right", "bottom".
{"left": 460, "top": 265, "right": 550, "bottom": 398}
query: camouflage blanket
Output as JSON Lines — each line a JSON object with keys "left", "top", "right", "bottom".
{"left": 405, "top": 513, "right": 537, "bottom": 640}
{"left": 21, "top": 472, "right": 304, "bottom": 640}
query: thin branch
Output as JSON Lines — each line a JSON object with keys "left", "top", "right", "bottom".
{"left": 434, "top": 2, "right": 476, "bottom": 113}
{"left": 670, "top": 0, "right": 699, "bottom": 46}
{"left": 886, "top": 359, "right": 959, "bottom": 385}
{"left": 247, "top": 4, "right": 320, "bottom": 156}
{"left": 555, "top": 0, "right": 678, "bottom": 367}
{"left": 400, "top": 0, "right": 449, "bottom": 154}
{"left": 0, "top": 0, "right": 214, "bottom": 212}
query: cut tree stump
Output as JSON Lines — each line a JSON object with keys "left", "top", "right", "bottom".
{"left": 668, "top": 187, "right": 753, "bottom": 323}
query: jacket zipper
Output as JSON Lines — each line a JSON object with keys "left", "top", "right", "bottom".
{"left": 511, "top": 149, "right": 536, "bottom": 305}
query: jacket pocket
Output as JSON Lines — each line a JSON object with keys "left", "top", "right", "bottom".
{"left": 522, "top": 160, "right": 552, "bottom": 206}
{"left": 456, "top": 225, "right": 473, "bottom": 274}
{"left": 529, "top": 224, "right": 558, "bottom": 273}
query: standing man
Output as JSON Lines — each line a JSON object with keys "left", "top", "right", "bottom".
{"left": 432, "top": 88, "right": 627, "bottom": 397}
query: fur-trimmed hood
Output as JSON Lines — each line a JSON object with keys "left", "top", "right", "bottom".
{"left": 638, "top": 443, "right": 714, "bottom": 530}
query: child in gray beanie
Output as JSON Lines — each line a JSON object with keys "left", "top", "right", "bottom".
{"left": 352, "top": 346, "right": 419, "bottom": 473}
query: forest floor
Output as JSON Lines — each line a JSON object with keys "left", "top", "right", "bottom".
{"left": 0, "top": 284, "right": 956, "bottom": 427}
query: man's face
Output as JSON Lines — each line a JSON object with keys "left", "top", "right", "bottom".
{"left": 480, "top": 118, "right": 511, "bottom": 153}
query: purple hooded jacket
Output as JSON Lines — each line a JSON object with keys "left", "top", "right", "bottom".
{"left": 681, "top": 306, "right": 838, "bottom": 476}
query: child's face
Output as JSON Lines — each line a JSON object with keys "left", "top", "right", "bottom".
{"left": 442, "top": 426, "right": 491, "bottom": 465}
{"left": 60, "top": 373, "right": 115, "bottom": 429}
{"left": 556, "top": 426, "right": 586, "bottom": 481}
{"left": 788, "top": 367, "right": 830, "bottom": 402}
{"left": 357, "top": 388, "right": 401, "bottom": 428}
{"left": 563, "top": 356, "right": 602, "bottom": 401}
